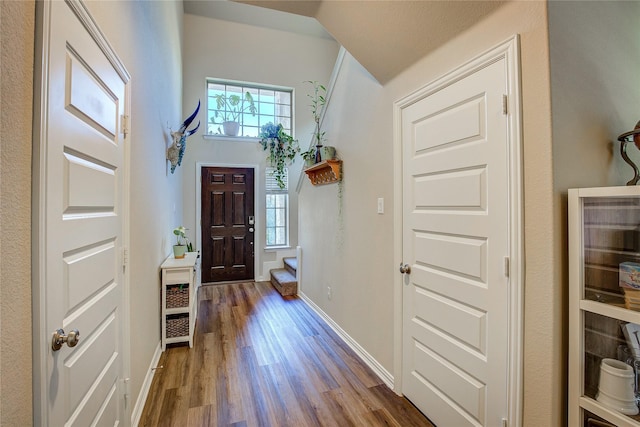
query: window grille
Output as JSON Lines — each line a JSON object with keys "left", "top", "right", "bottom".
{"left": 207, "top": 79, "right": 293, "bottom": 138}
{"left": 265, "top": 167, "right": 288, "bottom": 247}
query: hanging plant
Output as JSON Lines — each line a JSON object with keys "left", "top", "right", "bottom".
{"left": 259, "top": 122, "right": 300, "bottom": 189}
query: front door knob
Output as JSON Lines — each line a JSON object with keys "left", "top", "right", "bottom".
{"left": 51, "top": 328, "right": 80, "bottom": 351}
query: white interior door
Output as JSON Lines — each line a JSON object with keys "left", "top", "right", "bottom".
{"left": 401, "top": 56, "right": 512, "bottom": 426}
{"left": 34, "top": 1, "right": 129, "bottom": 425}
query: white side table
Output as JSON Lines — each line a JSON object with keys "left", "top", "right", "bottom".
{"left": 160, "top": 251, "right": 199, "bottom": 351}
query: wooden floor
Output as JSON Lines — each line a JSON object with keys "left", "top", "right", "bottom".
{"left": 139, "top": 281, "right": 435, "bottom": 427}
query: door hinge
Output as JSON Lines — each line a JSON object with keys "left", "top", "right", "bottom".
{"left": 504, "top": 256, "right": 510, "bottom": 278}
{"left": 121, "top": 114, "right": 129, "bottom": 137}
{"left": 121, "top": 377, "right": 131, "bottom": 408}
{"left": 502, "top": 95, "right": 508, "bottom": 115}
{"left": 122, "top": 247, "right": 129, "bottom": 268}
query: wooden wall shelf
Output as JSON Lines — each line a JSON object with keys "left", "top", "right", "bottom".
{"left": 304, "top": 159, "right": 342, "bottom": 185}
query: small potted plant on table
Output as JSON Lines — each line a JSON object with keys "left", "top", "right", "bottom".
{"left": 172, "top": 226, "right": 188, "bottom": 259}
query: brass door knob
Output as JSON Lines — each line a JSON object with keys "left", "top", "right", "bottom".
{"left": 51, "top": 328, "right": 80, "bottom": 351}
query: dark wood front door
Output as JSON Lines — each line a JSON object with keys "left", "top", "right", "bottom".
{"left": 201, "top": 167, "right": 255, "bottom": 283}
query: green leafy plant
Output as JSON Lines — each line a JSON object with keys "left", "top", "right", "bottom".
{"left": 301, "top": 147, "right": 316, "bottom": 162}
{"left": 173, "top": 226, "right": 194, "bottom": 252}
{"left": 306, "top": 81, "right": 327, "bottom": 147}
{"left": 173, "top": 226, "right": 187, "bottom": 246}
{"left": 211, "top": 92, "right": 257, "bottom": 124}
{"left": 259, "top": 122, "right": 300, "bottom": 189}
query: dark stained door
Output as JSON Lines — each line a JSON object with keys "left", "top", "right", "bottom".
{"left": 201, "top": 167, "right": 255, "bottom": 283}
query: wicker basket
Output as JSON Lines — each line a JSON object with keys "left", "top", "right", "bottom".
{"left": 166, "top": 284, "right": 189, "bottom": 308}
{"left": 623, "top": 288, "right": 640, "bottom": 311}
{"left": 166, "top": 314, "right": 189, "bottom": 338}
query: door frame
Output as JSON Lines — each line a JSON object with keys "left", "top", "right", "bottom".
{"left": 32, "top": 0, "right": 132, "bottom": 424}
{"left": 392, "top": 35, "right": 524, "bottom": 426}
{"left": 195, "top": 162, "right": 260, "bottom": 282}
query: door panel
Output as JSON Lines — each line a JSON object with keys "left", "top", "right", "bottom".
{"left": 38, "top": 1, "right": 128, "bottom": 425}
{"left": 201, "top": 167, "right": 255, "bottom": 282}
{"left": 402, "top": 58, "right": 509, "bottom": 426}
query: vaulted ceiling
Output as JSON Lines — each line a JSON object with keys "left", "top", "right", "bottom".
{"left": 185, "top": 0, "right": 506, "bottom": 84}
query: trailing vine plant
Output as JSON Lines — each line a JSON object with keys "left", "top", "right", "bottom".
{"left": 259, "top": 122, "right": 300, "bottom": 189}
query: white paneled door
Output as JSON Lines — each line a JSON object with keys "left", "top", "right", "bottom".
{"left": 401, "top": 51, "right": 517, "bottom": 426}
{"left": 34, "top": 1, "right": 130, "bottom": 425}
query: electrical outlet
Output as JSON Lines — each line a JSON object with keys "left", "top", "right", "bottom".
{"left": 327, "top": 286, "right": 332, "bottom": 300}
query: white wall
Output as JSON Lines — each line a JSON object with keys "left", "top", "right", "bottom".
{"left": 68, "top": 0, "right": 185, "bottom": 417}
{"left": 300, "top": 2, "right": 558, "bottom": 425}
{"left": 181, "top": 13, "right": 339, "bottom": 280}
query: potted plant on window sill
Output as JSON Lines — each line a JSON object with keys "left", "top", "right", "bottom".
{"left": 173, "top": 226, "right": 188, "bottom": 259}
{"left": 259, "top": 122, "right": 299, "bottom": 189}
{"left": 211, "top": 91, "right": 257, "bottom": 137}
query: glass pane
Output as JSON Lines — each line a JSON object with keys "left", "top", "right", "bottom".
{"left": 243, "top": 114, "right": 258, "bottom": 127}
{"left": 246, "top": 87, "right": 259, "bottom": 97}
{"left": 276, "top": 208, "right": 285, "bottom": 226}
{"left": 226, "top": 85, "right": 242, "bottom": 95}
{"left": 583, "top": 409, "right": 618, "bottom": 427}
{"left": 259, "top": 102, "right": 275, "bottom": 116}
{"left": 266, "top": 195, "right": 275, "bottom": 208}
{"left": 275, "top": 227, "right": 285, "bottom": 245}
{"left": 276, "top": 194, "right": 287, "bottom": 208}
{"left": 207, "top": 123, "right": 221, "bottom": 135}
{"left": 266, "top": 209, "right": 275, "bottom": 227}
{"left": 582, "top": 196, "right": 640, "bottom": 307}
{"left": 260, "top": 89, "right": 275, "bottom": 100}
{"left": 266, "top": 228, "right": 275, "bottom": 246}
{"left": 259, "top": 115, "right": 274, "bottom": 127}
{"left": 242, "top": 126, "right": 259, "bottom": 138}
{"left": 275, "top": 91, "right": 291, "bottom": 105}
{"left": 275, "top": 104, "right": 291, "bottom": 117}
{"left": 276, "top": 117, "right": 291, "bottom": 129}
{"left": 208, "top": 82, "right": 224, "bottom": 93}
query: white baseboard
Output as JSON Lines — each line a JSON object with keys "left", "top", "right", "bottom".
{"left": 131, "top": 343, "right": 162, "bottom": 427}
{"left": 298, "top": 292, "right": 394, "bottom": 389}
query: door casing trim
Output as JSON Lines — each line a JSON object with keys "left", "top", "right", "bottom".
{"left": 195, "top": 162, "right": 260, "bottom": 283}
{"left": 392, "top": 35, "right": 523, "bottom": 426}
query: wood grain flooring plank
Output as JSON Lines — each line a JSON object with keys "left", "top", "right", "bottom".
{"left": 237, "top": 345, "right": 274, "bottom": 427}
{"left": 186, "top": 404, "right": 213, "bottom": 427}
{"left": 368, "top": 383, "right": 436, "bottom": 427}
{"left": 139, "top": 281, "right": 435, "bottom": 427}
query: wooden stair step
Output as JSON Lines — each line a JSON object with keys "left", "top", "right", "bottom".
{"left": 270, "top": 268, "right": 297, "bottom": 296}
{"left": 283, "top": 257, "right": 297, "bottom": 276}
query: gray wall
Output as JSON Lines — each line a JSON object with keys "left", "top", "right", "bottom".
{"left": 0, "top": 1, "right": 35, "bottom": 425}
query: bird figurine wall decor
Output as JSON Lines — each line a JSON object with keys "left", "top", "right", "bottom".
{"left": 167, "top": 100, "right": 200, "bottom": 173}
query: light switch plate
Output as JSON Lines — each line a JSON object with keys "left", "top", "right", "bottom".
{"left": 377, "top": 197, "right": 384, "bottom": 214}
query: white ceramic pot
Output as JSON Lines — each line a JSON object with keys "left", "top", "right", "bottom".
{"left": 596, "top": 358, "right": 639, "bottom": 415}
{"left": 222, "top": 121, "right": 240, "bottom": 136}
